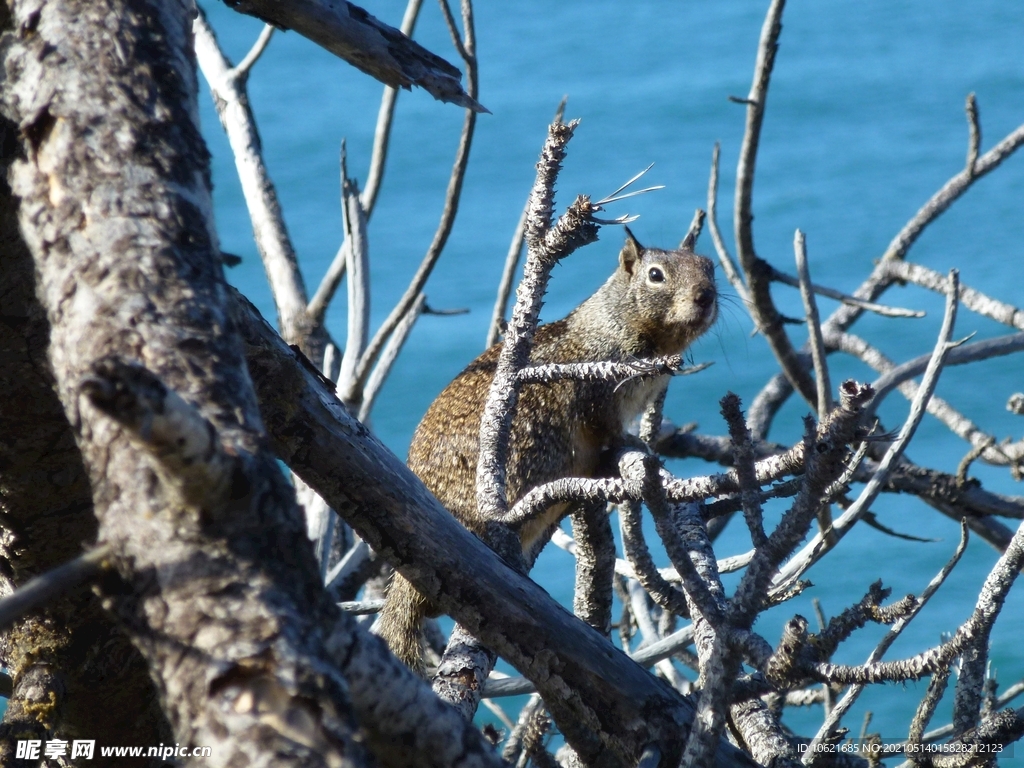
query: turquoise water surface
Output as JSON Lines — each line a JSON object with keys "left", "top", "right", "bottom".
{"left": 200, "top": 0, "right": 1024, "bottom": 753}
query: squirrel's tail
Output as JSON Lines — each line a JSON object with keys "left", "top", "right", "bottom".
{"left": 376, "top": 573, "right": 431, "bottom": 676}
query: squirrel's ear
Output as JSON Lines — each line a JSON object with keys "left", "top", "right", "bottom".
{"left": 620, "top": 227, "right": 643, "bottom": 276}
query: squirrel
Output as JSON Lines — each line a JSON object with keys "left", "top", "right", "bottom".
{"left": 377, "top": 228, "right": 718, "bottom": 672}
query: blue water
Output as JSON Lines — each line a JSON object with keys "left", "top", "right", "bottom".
{"left": 200, "top": 0, "right": 1024, "bottom": 754}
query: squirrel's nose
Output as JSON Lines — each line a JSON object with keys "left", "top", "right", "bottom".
{"left": 695, "top": 287, "right": 716, "bottom": 310}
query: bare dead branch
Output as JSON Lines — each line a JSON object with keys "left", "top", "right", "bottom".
{"left": 707, "top": 142, "right": 750, "bottom": 305}
{"left": 772, "top": 279, "right": 960, "bottom": 594}
{"left": 224, "top": 0, "right": 485, "bottom": 111}
{"left": 806, "top": 522, "right": 969, "bottom": 759}
{"left": 338, "top": 166, "right": 372, "bottom": 405}
{"left": 928, "top": 709, "right": 1024, "bottom": 768}
{"left": 814, "top": 513, "right": 1024, "bottom": 688}
{"left": 485, "top": 100, "right": 571, "bottom": 349}
{"left": 477, "top": 121, "right": 598, "bottom": 522}
{"left": 681, "top": 208, "right": 706, "bottom": 250}
{"left": 838, "top": 329, "right": 1024, "bottom": 469}
{"left": 747, "top": 116, "right": 1024, "bottom": 438}
{"left": 570, "top": 501, "right": 615, "bottom": 635}
{"left": 965, "top": 93, "right": 980, "bottom": 175}
{"left": 358, "top": 292, "right": 427, "bottom": 422}
{"left": 353, "top": 6, "right": 482, "bottom": 395}
{"left": 867, "top": 332, "right": 1024, "bottom": 419}
{"left": 81, "top": 357, "right": 245, "bottom": 508}
{"left": 619, "top": 499, "right": 691, "bottom": 618}
{"left": 432, "top": 624, "right": 495, "bottom": 721}
{"left": 811, "top": 599, "right": 835, "bottom": 719}
{"left": 193, "top": 10, "right": 310, "bottom": 346}
{"left": 908, "top": 665, "right": 952, "bottom": 748}
{"left": 515, "top": 355, "right": 701, "bottom": 385}
{"left": 339, "top": 599, "right": 385, "bottom": 615}
{"left": 325, "top": 539, "right": 372, "bottom": 594}
{"left": 231, "top": 23, "right": 275, "bottom": 79}
{"left": 619, "top": 452, "right": 725, "bottom": 628}
{"left": 486, "top": 203, "right": 528, "bottom": 348}
{"left": 502, "top": 694, "right": 547, "bottom": 764}
{"left": 883, "top": 260, "right": 1024, "bottom": 331}
{"left": 884, "top": 118, "right": 1024, "bottom": 266}
{"left": 733, "top": 0, "right": 819, "bottom": 406}
{"left": 767, "top": 265, "right": 924, "bottom": 319}
{"left": 236, "top": 292, "right": 763, "bottom": 763}
{"left": 323, "top": 615, "right": 505, "bottom": 768}
{"left": 627, "top": 580, "right": 690, "bottom": 691}
{"left": 307, "top": 241, "right": 347, "bottom": 327}
{"left": 913, "top": 678, "right": 1024, "bottom": 748}
{"left": 721, "top": 393, "right": 767, "bottom": 548}
{"left": 361, "top": 0, "right": 424, "bottom": 216}
{"left": 731, "top": 381, "right": 875, "bottom": 626}
{"left": 794, "top": 230, "right": 833, "bottom": 420}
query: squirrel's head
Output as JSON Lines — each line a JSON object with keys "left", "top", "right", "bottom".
{"left": 617, "top": 227, "right": 718, "bottom": 355}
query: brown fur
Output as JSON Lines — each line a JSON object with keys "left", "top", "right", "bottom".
{"left": 377, "top": 230, "right": 718, "bottom": 672}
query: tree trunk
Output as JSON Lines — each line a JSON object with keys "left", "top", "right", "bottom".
{"left": 1, "top": 1, "right": 368, "bottom": 764}
{"left": 0, "top": 74, "right": 169, "bottom": 766}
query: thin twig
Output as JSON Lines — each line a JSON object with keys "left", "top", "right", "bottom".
{"left": 338, "top": 598, "right": 386, "bottom": 615}
{"left": 706, "top": 142, "right": 749, "bottom": 304}
{"left": 794, "top": 230, "right": 832, "bottom": 420}
{"left": 681, "top": 208, "right": 706, "bottom": 250}
{"left": 767, "top": 265, "right": 924, "bottom": 318}
{"left": 839, "top": 329, "right": 1024, "bottom": 469}
{"left": 352, "top": 0, "right": 481, "bottom": 395}
{"left": 805, "top": 521, "right": 969, "bottom": 761}
{"left": 437, "top": 0, "right": 470, "bottom": 63}
{"left": 811, "top": 599, "right": 835, "bottom": 719}
{"left": 0, "top": 546, "right": 111, "bottom": 632}
{"left": 732, "top": 0, "right": 819, "bottom": 406}
{"left": 965, "top": 93, "right": 980, "bottom": 175}
{"left": 230, "top": 23, "right": 275, "bottom": 80}
{"left": 722, "top": 393, "right": 767, "bottom": 548}
{"left": 361, "top": 0, "right": 424, "bottom": 216}
{"left": 811, "top": 512, "right": 1024, "bottom": 690}
{"left": 486, "top": 203, "right": 528, "bottom": 348}
{"left": 882, "top": 260, "right": 1024, "bottom": 331}
{"left": 358, "top": 293, "right": 426, "bottom": 422}
{"left": 310, "top": 0, "right": 425, "bottom": 326}
{"left": 193, "top": 11, "right": 310, "bottom": 344}
{"left": 772, "top": 273, "right": 961, "bottom": 596}
{"left": 337, "top": 152, "right": 371, "bottom": 405}
{"left": 748, "top": 115, "right": 1024, "bottom": 438}
{"left": 865, "top": 331, "right": 1024, "bottom": 422}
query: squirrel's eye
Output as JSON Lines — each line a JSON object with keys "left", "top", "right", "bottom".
{"left": 648, "top": 267, "right": 665, "bottom": 283}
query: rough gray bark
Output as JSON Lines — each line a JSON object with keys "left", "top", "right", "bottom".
{"left": 230, "top": 291, "right": 759, "bottom": 768}
{"left": 570, "top": 500, "right": 615, "bottom": 636}
{"left": 2, "top": 0, "right": 369, "bottom": 764}
{"left": 0, "top": 66, "right": 169, "bottom": 764}
{"left": 2, "top": 3, "right": 512, "bottom": 766}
